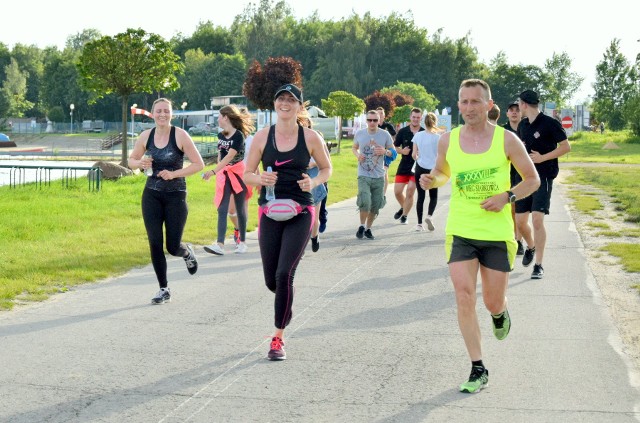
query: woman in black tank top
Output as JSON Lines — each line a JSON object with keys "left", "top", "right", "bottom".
{"left": 128, "top": 98, "right": 204, "bottom": 305}
{"left": 243, "top": 84, "right": 332, "bottom": 361}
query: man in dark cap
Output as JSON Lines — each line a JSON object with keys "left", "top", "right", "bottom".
{"left": 515, "top": 90, "right": 571, "bottom": 279}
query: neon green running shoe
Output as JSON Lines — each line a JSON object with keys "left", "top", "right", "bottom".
{"left": 492, "top": 308, "right": 511, "bottom": 340}
{"left": 459, "top": 366, "right": 489, "bottom": 393}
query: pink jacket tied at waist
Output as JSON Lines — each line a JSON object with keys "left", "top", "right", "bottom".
{"left": 214, "top": 160, "right": 247, "bottom": 208}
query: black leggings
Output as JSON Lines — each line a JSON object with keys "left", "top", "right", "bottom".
{"left": 258, "top": 206, "right": 314, "bottom": 329}
{"left": 217, "top": 174, "right": 248, "bottom": 243}
{"left": 414, "top": 164, "right": 438, "bottom": 222}
{"left": 141, "top": 188, "right": 189, "bottom": 289}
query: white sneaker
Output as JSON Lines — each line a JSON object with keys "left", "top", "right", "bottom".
{"left": 415, "top": 224, "right": 425, "bottom": 232}
{"left": 235, "top": 242, "right": 248, "bottom": 254}
{"left": 425, "top": 217, "right": 435, "bottom": 231}
{"left": 204, "top": 243, "right": 225, "bottom": 255}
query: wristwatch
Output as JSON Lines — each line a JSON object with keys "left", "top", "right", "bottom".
{"left": 507, "top": 190, "right": 516, "bottom": 204}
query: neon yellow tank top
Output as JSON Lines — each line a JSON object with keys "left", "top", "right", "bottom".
{"left": 445, "top": 126, "right": 513, "bottom": 241}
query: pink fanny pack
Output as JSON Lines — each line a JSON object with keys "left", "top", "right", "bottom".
{"left": 264, "top": 199, "right": 304, "bottom": 221}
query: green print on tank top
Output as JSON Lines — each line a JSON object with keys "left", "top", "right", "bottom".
{"left": 455, "top": 167, "right": 501, "bottom": 200}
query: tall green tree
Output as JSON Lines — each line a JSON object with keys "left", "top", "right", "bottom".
{"left": 2, "top": 58, "right": 34, "bottom": 117}
{"left": 321, "top": 90, "right": 365, "bottom": 151}
{"left": 232, "top": 0, "right": 293, "bottom": 63}
{"left": 77, "top": 28, "right": 184, "bottom": 165}
{"left": 11, "top": 44, "right": 45, "bottom": 117}
{"left": 543, "top": 52, "right": 583, "bottom": 109}
{"left": 175, "top": 49, "right": 246, "bottom": 111}
{"left": 592, "top": 39, "right": 639, "bottom": 130}
{"left": 172, "top": 22, "right": 236, "bottom": 59}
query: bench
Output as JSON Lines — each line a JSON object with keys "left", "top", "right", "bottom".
{"left": 0, "top": 164, "right": 102, "bottom": 191}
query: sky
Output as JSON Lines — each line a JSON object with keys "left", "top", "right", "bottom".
{"left": 2, "top": 0, "right": 638, "bottom": 104}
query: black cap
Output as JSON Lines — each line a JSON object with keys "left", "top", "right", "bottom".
{"left": 519, "top": 90, "right": 540, "bottom": 105}
{"left": 507, "top": 100, "right": 519, "bottom": 109}
{"left": 274, "top": 84, "right": 303, "bottom": 103}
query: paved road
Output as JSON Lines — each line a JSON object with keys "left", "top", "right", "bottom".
{"left": 1, "top": 181, "right": 639, "bottom": 422}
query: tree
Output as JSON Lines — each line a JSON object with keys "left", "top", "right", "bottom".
{"left": 592, "top": 39, "right": 639, "bottom": 131}
{"left": 543, "top": 52, "right": 583, "bottom": 109}
{"left": 77, "top": 28, "right": 184, "bottom": 165}
{"left": 389, "top": 104, "right": 412, "bottom": 126}
{"left": 2, "top": 58, "right": 34, "bottom": 117}
{"left": 321, "top": 90, "right": 365, "bottom": 152}
{"left": 363, "top": 91, "right": 395, "bottom": 117}
{"left": 243, "top": 56, "right": 302, "bottom": 113}
{"left": 175, "top": 49, "right": 246, "bottom": 110}
{"left": 172, "top": 22, "right": 235, "bottom": 59}
{"left": 381, "top": 81, "right": 439, "bottom": 112}
{"left": 622, "top": 93, "right": 640, "bottom": 138}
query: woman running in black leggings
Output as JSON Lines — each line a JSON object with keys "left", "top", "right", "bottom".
{"left": 128, "top": 98, "right": 204, "bottom": 304}
{"left": 243, "top": 84, "right": 332, "bottom": 360}
{"left": 412, "top": 112, "right": 441, "bottom": 232}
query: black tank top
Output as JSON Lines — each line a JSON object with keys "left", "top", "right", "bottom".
{"left": 259, "top": 125, "right": 313, "bottom": 206}
{"left": 144, "top": 126, "right": 187, "bottom": 192}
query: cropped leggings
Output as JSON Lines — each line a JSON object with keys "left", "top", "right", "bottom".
{"left": 414, "top": 164, "right": 438, "bottom": 222}
{"left": 258, "top": 206, "right": 314, "bottom": 329}
{"left": 142, "top": 188, "right": 189, "bottom": 289}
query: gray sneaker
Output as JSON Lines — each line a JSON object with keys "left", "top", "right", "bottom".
{"left": 183, "top": 244, "right": 198, "bottom": 275}
{"left": 151, "top": 288, "right": 171, "bottom": 304}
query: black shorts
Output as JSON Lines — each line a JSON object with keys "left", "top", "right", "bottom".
{"left": 446, "top": 235, "right": 516, "bottom": 272}
{"left": 515, "top": 177, "right": 553, "bottom": 215}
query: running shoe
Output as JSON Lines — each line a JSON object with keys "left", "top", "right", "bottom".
{"left": 235, "top": 242, "right": 248, "bottom": 254}
{"left": 204, "top": 243, "right": 225, "bottom": 255}
{"left": 151, "top": 288, "right": 171, "bottom": 304}
{"left": 400, "top": 215, "right": 408, "bottom": 225}
{"left": 516, "top": 240, "right": 524, "bottom": 256}
{"left": 531, "top": 263, "right": 544, "bottom": 279}
{"left": 311, "top": 236, "right": 320, "bottom": 252}
{"left": 233, "top": 228, "right": 240, "bottom": 245}
{"left": 183, "top": 244, "right": 198, "bottom": 275}
{"left": 319, "top": 220, "right": 327, "bottom": 233}
{"left": 267, "top": 336, "right": 286, "bottom": 361}
{"left": 425, "top": 217, "right": 435, "bottom": 232}
{"left": 460, "top": 366, "right": 489, "bottom": 393}
{"left": 393, "top": 208, "right": 403, "bottom": 220}
{"left": 522, "top": 247, "right": 535, "bottom": 267}
{"left": 492, "top": 308, "right": 511, "bottom": 340}
{"left": 415, "top": 224, "right": 425, "bottom": 232}
{"left": 364, "top": 229, "right": 375, "bottom": 240}
{"left": 356, "top": 226, "right": 365, "bottom": 239}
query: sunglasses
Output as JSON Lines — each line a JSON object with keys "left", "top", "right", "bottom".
{"left": 366, "top": 118, "right": 378, "bottom": 122}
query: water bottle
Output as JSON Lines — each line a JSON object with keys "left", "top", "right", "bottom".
{"left": 144, "top": 153, "right": 153, "bottom": 176}
{"left": 265, "top": 166, "right": 275, "bottom": 200}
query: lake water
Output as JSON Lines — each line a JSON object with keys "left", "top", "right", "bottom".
{"left": 0, "top": 159, "right": 97, "bottom": 187}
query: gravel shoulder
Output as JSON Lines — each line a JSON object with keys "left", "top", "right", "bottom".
{"left": 557, "top": 167, "right": 640, "bottom": 374}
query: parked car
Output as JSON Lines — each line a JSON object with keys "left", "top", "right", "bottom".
{"left": 188, "top": 122, "right": 216, "bottom": 136}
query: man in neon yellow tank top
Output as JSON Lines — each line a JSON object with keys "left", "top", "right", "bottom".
{"left": 419, "top": 79, "right": 540, "bottom": 393}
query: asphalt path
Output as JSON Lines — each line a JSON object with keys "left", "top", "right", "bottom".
{"left": 1, "top": 181, "right": 639, "bottom": 422}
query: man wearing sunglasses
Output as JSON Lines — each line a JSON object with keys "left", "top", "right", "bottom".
{"left": 352, "top": 110, "right": 394, "bottom": 240}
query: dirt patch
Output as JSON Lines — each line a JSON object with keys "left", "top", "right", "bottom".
{"left": 557, "top": 168, "right": 640, "bottom": 374}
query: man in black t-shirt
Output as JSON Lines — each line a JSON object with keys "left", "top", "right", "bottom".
{"left": 392, "top": 107, "right": 424, "bottom": 224}
{"left": 515, "top": 90, "right": 571, "bottom": 279}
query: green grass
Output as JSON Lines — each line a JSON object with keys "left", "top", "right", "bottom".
{"left": 586, "top": 221, "right": 610, "bottom": 229}
{"left": 600, "top": 244, "right": 640, "bottom": 272}
{"left": 563, "top": 130, "right": 640, "bottom": 164}
{"left": 0, "top": 142, "right": 361, "bottom": 310}
{"left": 567, "top": 190, "right": 602, "bottom": 215}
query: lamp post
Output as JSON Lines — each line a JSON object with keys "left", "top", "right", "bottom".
{"left": 131, "top": 103, "right": 137, "bottom": 136}
{"left": 70, "top": 103, "right": 75, "bottom": 133}
{"left": 181, "top": 102, "right": 187, "bottom": 129}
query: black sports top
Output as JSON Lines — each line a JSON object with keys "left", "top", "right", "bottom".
{"left": 259, "top": 125, "right": 313, "bottom": 206}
